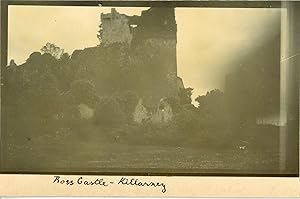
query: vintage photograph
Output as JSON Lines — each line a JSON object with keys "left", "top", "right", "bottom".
{"left": 1, "top": 4, "right": 298, "bottom": 175}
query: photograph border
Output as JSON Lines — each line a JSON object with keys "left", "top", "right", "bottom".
{"left": 0, "top": 0, "right": 299, "bottom": 196}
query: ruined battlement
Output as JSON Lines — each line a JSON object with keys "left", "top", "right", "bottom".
{"left": 98, "top": 7, "right": 177, "bottom": 45}
{"left": 98, "top": 8, "right": 133, "bottom": 45}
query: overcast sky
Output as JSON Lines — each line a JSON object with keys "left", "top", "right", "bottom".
{"left": 8, "top": 6, "right": 281, "bottom": 101}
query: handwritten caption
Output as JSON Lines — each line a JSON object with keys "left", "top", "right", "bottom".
{"left": 52, "top": 176, "right": 167, "bottom": 193}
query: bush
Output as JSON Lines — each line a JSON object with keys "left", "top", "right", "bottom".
{"left": 116, "top": 91, "right": 139, "bottom": 122}
{"left": 69, "top": 79, "right": 99, "bottom": 108}
{"left": 164, "top": 96, "right": 181, "bottom": 113}
{"left": 94, "top": 96, "right": 125, "bottom": 126}
{"left": 173, "top": 104, "right": 199, "bottom": 131}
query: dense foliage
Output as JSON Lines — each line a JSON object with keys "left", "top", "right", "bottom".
{"left": 4, "top": 42, "right": 279, "bottom": 148}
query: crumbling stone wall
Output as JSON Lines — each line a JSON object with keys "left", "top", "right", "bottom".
{"left": 133, "top": 98, "right": 173, "bottom": 124}
{"left": 99, "top": 8, "right": 133, "bottom": 45}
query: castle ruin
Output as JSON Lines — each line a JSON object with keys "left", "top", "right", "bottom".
{"left": 97, "top": 8, "right": 182, "bottom": 108}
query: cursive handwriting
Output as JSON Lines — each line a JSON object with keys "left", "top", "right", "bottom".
{"left": 118, "top": 177, "right": 167, "bottom": 193}
{"left": 52, "top": 176, "right": 167, "bottom": 193}
{"left": 53, "top": 176, "right": 110, "bottom": 186}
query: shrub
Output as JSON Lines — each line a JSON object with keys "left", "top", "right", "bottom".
{"left": 94, "top": 96, "right": 125, "bottom": 126}
{"left": 173, "top": 104, "right": 199, "bottom": 132}
{"left": 116, "top": 91, "right": 139, "bottom": 122}
{"left": 69, "top": 79, "right": 99, "bottom": 108}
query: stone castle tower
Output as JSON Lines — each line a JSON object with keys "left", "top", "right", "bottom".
{"left": 98, "top": 7, "right": 180, "bottom": 107}
{"left": 98, "top": 8, "right": 133, "bottom": 45}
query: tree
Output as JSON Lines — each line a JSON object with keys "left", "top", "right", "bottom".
{"left": 117, "top": 91, "right": 139, "bottom": 121}
{"left": 69, "top": 79, "right": 99, "bottom": 109}
{"left": 94, "top": 96, "right": 125, "bottom": 126}
{"left": 196, "top": 89, "right": 223, "bottom": 108}
{"left": 178, "top": 87, "right": 193, "bottom": 105}
{"left": 41, "top": 42, "right": 64, "bottom": 59}
{"left": 58, "top": 52, "right": 71, "bottom": 65}
{"left": 26, "top": 52, "right": 42, "bottom": 64}
{"left": 195, "top": 89, "right": 226, "bottom": 125}
{"left": 164, "top": 96, "right": 181, "bottom": 113}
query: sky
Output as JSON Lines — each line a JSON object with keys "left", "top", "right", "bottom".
{"left": 8, "top": 6, "right": 281, "bottom": 102}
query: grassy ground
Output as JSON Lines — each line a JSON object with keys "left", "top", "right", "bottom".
{"left": 2, "top": 124, "right": 280, "bottom": 174}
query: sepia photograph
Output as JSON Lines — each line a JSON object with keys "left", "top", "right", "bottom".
{"left": 0, "top": 1, "right": 299, "bottom": 177}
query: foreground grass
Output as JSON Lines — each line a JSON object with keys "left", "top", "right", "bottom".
{"left": 3, "top": 124, "right": 280, "bottom": 174}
